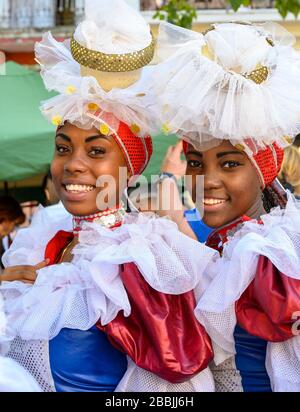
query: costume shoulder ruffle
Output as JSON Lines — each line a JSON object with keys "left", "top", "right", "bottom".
{"left": 1, "top": 208, "right": 217, "bottom": 341}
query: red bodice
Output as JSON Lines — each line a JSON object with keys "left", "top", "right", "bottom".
{"left": 45, "top": 229, "right": 213, "bottom": 383}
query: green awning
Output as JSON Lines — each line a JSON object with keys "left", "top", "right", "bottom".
{"left": 0, "top": 61, "right": 56, "bottom": 181}
{"left": 143, "top": 133, "right": 178, "bottom": 179}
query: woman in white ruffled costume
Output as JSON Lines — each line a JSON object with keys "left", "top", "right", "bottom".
{"left": 157, "top": 22, "right": 300, "bottom": 391}
{"left": 0, "top": 0, "right": 217, "bottom": 392}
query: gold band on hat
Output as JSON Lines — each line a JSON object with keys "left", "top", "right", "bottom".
{"left": 70, "top": 35, "right": 155, "bottom": 73}
{"left": 243, "top": 65, "right": 269, "bottom": 84}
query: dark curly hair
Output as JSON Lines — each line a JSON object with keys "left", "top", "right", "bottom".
{"left": 0, "top": 196, "right": 25, "bottom": 225}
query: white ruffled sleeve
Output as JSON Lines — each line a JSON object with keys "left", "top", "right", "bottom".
{"left": 1, "top": 212, "right": 217, "bottom": 342}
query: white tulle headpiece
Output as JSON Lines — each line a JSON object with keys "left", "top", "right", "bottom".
{"left": 156, "top": 22, "right": 300, "bottom": 155}
{"left": 35, "top": 0, "right": 160, "bottom": 137}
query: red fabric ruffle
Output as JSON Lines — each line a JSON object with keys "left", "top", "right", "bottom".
{"left": 44, "top": 230, "right": 74, "bottom": 265}
{"left": 97, "top": 262, "right": 213, "bottom": 383}
{"left": 236, "top": 255, "right": 300, "bottom": 342}
{"left": 45, "top": 230, "right": 213, "bottom": 383}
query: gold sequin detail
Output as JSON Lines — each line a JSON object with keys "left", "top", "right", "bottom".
{"left": 244, "top": 66, "right": 269, "bottom": 84}
{"left": 70, "top": 35, "right": 155, "bottom": 73}
{"left": 99, "top": 123, "right": 110, "bottom": 136}
{"left": 162, "top": 123, "right": 170, "bottom": 135}
{"left": 234, "top": 143, "right": 245, "bottom": 151}
{"left": 130, "top": 124, "right": 141, "bottom": 134}
{"left": 88, "top": 103, "right": 100, "bottom": 111}
{"left": 202, "top": 25, "right": 215, "bottom": 36}
{"left": 52, "top": 115, "right": 63, "bottom": 126}
{"left": 65, "top": 85, "right": 77, "bottom": 95}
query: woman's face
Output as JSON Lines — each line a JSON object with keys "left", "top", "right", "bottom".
{"left": 51, "top": 123, "right": 128, "bottom": 216}
{"left": 186, "top": 140, "right": 263, "bottom": 228}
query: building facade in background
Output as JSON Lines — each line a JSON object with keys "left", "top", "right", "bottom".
{"left": 0, "top": 0, "right": 299, "bottom": 66}
{"left": 0, "top": 0, "right": 85, "bottom": 29}
{"left": 0, "top": 0, "right": 278, "bottom": 29}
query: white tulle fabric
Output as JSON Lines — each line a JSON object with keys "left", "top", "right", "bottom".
{"left": 36, "top": 15, "right": 239, "bottom": 140}
{"left": 75, "top": 0, "right": 152, "bottom": 54}
{"left": 0, "top": 290, "right": 11, "bottom": 356}
{"left": 0, "top": 293, "right": 6, "bottom": 350}
{"left": 35, "top": 32, "right": 160, "bottom": 137}
{"left": 0, "top": 287, "right": 42, "bottom": 391}
{"left": 154, "top": 22, "right": 300, "bottom": 154}
{"left": 5, "top": 337, "right": 55, "bottom": 392}
{"left": 0, "top": 356, "right": 42, "bottom": 392}
{"left": 116, "top": 357, "right": 215, "bottom": 392}
{"left": 195, "top": 194, "right": 300, "bottom": 391}
{"left": 1, "top": 206, "right": 217, "bottom": 340}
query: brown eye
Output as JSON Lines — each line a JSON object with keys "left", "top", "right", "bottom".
{"left": 222, "top": 160, "right": 241, "bottom": 168}
{"left": 89, "top": 147, "right": 106, "bottom": 156}
{"left": 187, "top": 159, "right": 202, "bottom": 168}
{"left": 56, "top": 145, "right": 69, "bottom": 154}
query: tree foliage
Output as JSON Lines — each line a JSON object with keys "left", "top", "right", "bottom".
{"left": 153, "top": 0, "right": 300, "bottom": 27}
{"left": 153, "top": 0, "right": 197, "bottom": 29}
{"left": 230, "top": 0, "right": 300, "bottom": 17}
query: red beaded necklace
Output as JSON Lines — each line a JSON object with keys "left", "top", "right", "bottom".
{"left": 72, "top": 204, "right": 126, "bottom": 236}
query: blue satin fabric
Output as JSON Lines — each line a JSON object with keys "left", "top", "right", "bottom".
{"left": 49, "top": 326, "right": 127, "bottom": 392}
{"left": 234, "top": 325, "right": 272, "bottom": 392}
{"left": 184, "top": 208, "right": 213, "bottom": 243}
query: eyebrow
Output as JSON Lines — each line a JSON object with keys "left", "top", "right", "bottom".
{"left": 216, "top": 151, "right": 245, "bottom": 158}
{"left": 55, "top": 133, "right": 109, "bottom": 143}
{"left": 186, "top": 150, "right": 202, "bottom": 157}
{"left": 186, "top": 150, "right": 245, "bottom": 158}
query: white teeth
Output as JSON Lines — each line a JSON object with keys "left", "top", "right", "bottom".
{"left": 65, "top": 184, "right": 94, "bottom": 193}
{"left": 203, "top": 198, "right": 226, "bottom": 205}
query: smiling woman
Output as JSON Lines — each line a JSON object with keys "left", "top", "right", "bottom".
{"left": 0, "top": 0, "right": 218, "bottom": 394}
{"left": 184, "top": 140, "right": 263, "bottom": 228}
{"left": 158, "top": 21, "right": 300, "bottom": 392}
{"left": 52, "top": 123, "right": 128, "bottom": 217}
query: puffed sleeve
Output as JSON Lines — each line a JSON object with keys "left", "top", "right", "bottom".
{"left": 97, "top": 262, "right": 213, "bottom": 384}
{"left": 236, "top": 255, "right": 300, "bottom": 342}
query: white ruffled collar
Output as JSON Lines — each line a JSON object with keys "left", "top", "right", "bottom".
{"left": 1, "top": 205, "right": 217, "bottom": 341}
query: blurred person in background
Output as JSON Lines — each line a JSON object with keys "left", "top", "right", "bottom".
{"left": 41, "top": 169, "right": 70, "bottom": 220}
{"left": 0, "top": 196, "right": 25, "bottom": 272}
{"left": 278, "top": 145, "right": 300, "bottom": 199}
{"left": 42, "top": 170, "right": 60, "bottom": 206}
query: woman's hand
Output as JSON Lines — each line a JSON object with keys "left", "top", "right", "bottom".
{"left": 1, "top": 259, "right": 49, "bottom": 284}
{"left": 157, "top": 140, "right": 197, "bottom": 240}
{"left": 161, "top": 140, "right": 187, "bottom": 179}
